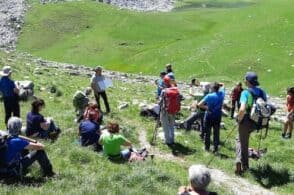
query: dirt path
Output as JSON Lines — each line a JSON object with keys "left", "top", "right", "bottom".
{"left": 138, "top": 129, "right": 274, "bottom": 195}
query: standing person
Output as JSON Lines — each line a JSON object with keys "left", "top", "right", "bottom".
{"left": 5, "top": 117, "right": 54, "bottom": 178}
{"left": 90, "top": 66, "right": 110, "bottom": 114}
{"left": 0, "top": 66, "right": 20, "bottom": 125}
{"left": 198, "top": 82, "right": 224, "bottom": 153}
{"left": 159, "top": 75, "right": 181, "bottom": 145}
{"left": 155, "top": 71, "right": 166, "bottom": 100}
{"left": 230, "top": 82, "right": 243, "bottom": 119}
{"left": 235, "top": 72, "right": 266, "bottom": 175}
{"left": 282, "top": 87, "right": 294, "bottom": 139}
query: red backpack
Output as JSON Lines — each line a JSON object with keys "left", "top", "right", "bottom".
{"left": 163, "top": 87, "right": 181, "bottom": 114}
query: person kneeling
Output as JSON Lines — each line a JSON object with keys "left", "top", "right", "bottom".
{"left": 5, "top": 117, "right": 54, "bottom": 178}
{"left": 79, "top": 111, "right": 102, "bottom": 151}
{"left": 25, "top": 98, "right": 60, "bottom": 140}
{"left": 99, "top": 122, "right": 132, "bottom": 161}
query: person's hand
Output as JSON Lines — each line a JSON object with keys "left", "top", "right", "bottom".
{"left": 13, "top": 87, "right": 19, "bottom": 95}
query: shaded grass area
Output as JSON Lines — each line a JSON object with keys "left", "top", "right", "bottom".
{"left": 17, "top": 0, "right": 294, "bottom": 96}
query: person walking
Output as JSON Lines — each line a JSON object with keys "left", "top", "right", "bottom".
{"left": 90, "top": 66, "right": 110, "bottom": 113}
{"left": 235, "top": 72, "right": 267, "bottom": 175}
{"left": 198, "top": 82, "right": 224, "bottom": 153}
{"left": 230, "top": 82, "right": 243, "bottom": 118}
{"left": 0, "top": 66, "right": 20, "bottom": 125}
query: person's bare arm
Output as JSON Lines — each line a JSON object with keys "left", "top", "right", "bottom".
{"left": 237, "top": 102, "right": 246, "bottom": 122}
{"left": 123, "top": 140, "right": 132, "bottom": 147}
{"left": 197, "top": 99, "right": 208, "bottom": 110}
{"left": 40, "top": 122, "right": 50, "bottom": 130}
{"left": 25, "top": 142, "right": 44, "bottom": 150}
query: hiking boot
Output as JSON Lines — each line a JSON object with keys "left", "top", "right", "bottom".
{"left": 285, "top": 133, "right": 292, "bottom": 139}
{"left": 282, "top": 133, "right": 286, "bottom": 138}
{"left": 235, "top": 162, "right": 242, "bottom": 176}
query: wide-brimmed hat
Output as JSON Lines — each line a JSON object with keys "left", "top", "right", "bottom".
{"left": 94, "top": 66, "right": 102, "bottom": 72}
{"left": 1, "top": 66, "right": 12, "bottom": 76}
{"left": 245, "top": 72, "right": 259, "bottom": 86}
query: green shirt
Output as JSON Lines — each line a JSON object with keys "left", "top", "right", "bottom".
{"left": 100, "top": 133, "right": 126, "bottom": 156}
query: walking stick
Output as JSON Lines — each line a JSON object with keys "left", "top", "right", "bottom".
{"left": 206, "top": 123, "right": 238, "bottom": 167}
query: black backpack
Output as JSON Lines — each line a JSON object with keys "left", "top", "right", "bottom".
{"left": 248, "top": 88, "right": 276, "bottom": 132}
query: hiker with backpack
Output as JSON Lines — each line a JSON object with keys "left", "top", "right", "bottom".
{"left": 0, "top": 66, "right": 20, "bottom": 125}
{"left": 73, "top": 87, "right": 92, "bottom": 123}
{"left": 282, "top": 87, "right": 294, "bottom": 139}
{"left": 159, "top": 75, "right": 181, "bottom": 145}
{"left": 2, "top": 117, "right": 54, "bottom": 178}
{"left": 235, "top": 72, "right": 267, "bottom": 175}
{"left": 79, "top": 111, "right": 102, "bottom": 151}
{"left": 91, "top": 66, "right": 110, "bottom": 114}
{"left": 230, "top": 82, "right": 243, "bottom": 119}
{"left": 155, "top": 71, "right": 167, "bottom": 100}
{"left": 25, "top": 98, "right": 60, "bottom": 140}
{"left": 198, "top": 82, "right": 225, "bottom": 153}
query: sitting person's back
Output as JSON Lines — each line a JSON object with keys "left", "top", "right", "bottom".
{"left": 99, "top": 122, "right": 132, "bottom": 160}
{"left": 79, "top": 111, "right": 101, "bottom": 150}
{"left": 83, "top": 101, "right": 103, "bottom": 124}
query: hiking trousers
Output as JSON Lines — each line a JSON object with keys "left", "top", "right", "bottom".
{"left": 95, "top": 91, "right": 110, "bottom": 113}
{"left": 204, "top": 117, "right": 221, "bottom": 151}
{"left": 160, "top": 111, "right": 175, "bottom": 144}
{"left": 184, "top": 111, "right": 204, "bottom": 132}
{"left": 235, "top": 116, "right": 255, "bottom": 169}
{"left": 231, "top": 99, "right": 241, "bottom": 118}
{"left": 21, "top": 150, "right": 53, "bottom": 176}
{"left": 3, "top": 96, "right": 20, "bottom": 125}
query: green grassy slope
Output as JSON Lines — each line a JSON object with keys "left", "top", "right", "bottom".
{"left": 0, "top": 50, "right": 293, "bottom": 194}
{"left": 17, "top": 0, "right": 294, "bottom": 96}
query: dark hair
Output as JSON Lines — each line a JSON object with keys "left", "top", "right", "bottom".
{"left": 287, "top": 87, "right": 294, "bottom": 94}
{"left": 211, "top": 82, "right": 220, "bottom": 92}
{"left": 108, "top": 122, "right": 119, "bottom": 134}
{"left": 160, "top": 71, "right": 167, "bottom": 76}
{"left": 31, "top": 98, "right": 45, "bottom": 113}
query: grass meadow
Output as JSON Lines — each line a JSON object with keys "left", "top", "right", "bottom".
{"left": 18, "top": 0, "right": 293, "bottom": 96}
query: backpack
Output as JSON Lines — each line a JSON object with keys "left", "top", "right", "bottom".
{"left": 248, "top": 88, "right": 276, "bottom": 131}
{"left": 0, "top": 131, "right": 8, "bottom": 168}
{"left": 163, "top": 87, "right": 181, "bottom": 115}
{"left": 73, "top": 91, "right": 89, "bottom": 109}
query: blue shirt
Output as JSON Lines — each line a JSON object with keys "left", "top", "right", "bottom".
{"left": 203, "top": 91, "right": 224, "bottom": 119}
{"left": 79, "top": 120, "right": 100, "bottom": 146}
{"left": 0, "top": 76, "right": 17, "bottom": 97}
{"left": 167, "top": 72, "right": 175, "bottom": 80}
{"left": 5, "top": 137, "right": 29, "bottom": 164}
{"left": 157, "top": 79, "right": 165, "bottom": 96}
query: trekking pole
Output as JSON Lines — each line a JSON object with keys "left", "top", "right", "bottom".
{"left": 206, "top": 123, "right": 238, "bottom": 167}
{"left": 151, "top": 106, "right": 161, "bottom": 145}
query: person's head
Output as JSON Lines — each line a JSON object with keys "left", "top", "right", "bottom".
{"left": 7, "top": 117, "right": 22, "bottom": 136}
{"left": 211, "top": 82, "right": 220, "bottom": 92}
{"left": 236, "top": 81, "right": 242, "bottom": 88}
{"left": 163, "top": 75, "right": 171, "bottom": 87}
{"left": 287, "top": 87, "right": 294, "bottom": 96}
{"left": 31, "top": 98, "right": 45, "bottom": 113}
{"left": 1, "top": 66, "right": 12, "bottom": 77}
{"left": 108, "top": 122, "right": 120, "bottom": 134}
{"left": 165, "top": 63, "right": 173, "bottom": 73}
{"left": 191, "top": 78, "right": 200, "bottom": 87}
{"left": 94, "top": 66, "right": 102, "bottom": 75}
{"left": 245, "top": 72, "right": 259, "bottom": 87}
{"left": 88, "top": 101, "right": 98, "bottom": 109}
{"left": 160, "top": 71, "right": 167, "bottom": 79}
{"left": 88, "top": 110, "right": 97, "bottom": 121}
{"left": 188, "top": 165, "right": 211, "bottom": 191}
{"left": 84, "top": 87, "right": 92, "bottom": 96}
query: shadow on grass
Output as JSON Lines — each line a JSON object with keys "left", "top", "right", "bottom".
{"left": 174, "top": 1, "right": 255, "bottom": 12}
{"left": 168, "top": 142, "right": 196, "bottom": 156}
{"left": 250, "top": 164, "right": 292, "bottom": 188}
{"left": 0, "top": 176, "right": 46, "bottom": 187}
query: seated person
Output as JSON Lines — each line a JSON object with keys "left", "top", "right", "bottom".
{"left": 83, "top": 101, "right": 103, "bottom": 124}
{"left": 79, "top": 111, "right": 102, "bottom": 150}
{"left": 99, "top": 122, "right": 132, "bottom": 161}
{"left": 139, "top": 103, "right": 160, "bottom": 119}
{"left": 25, "top": 98, "right": 60, "bottom": 140}
{"left": 5, "top": 117, "right": 54, "bottom": 177}
{"left": 178, "top": 164, "right": 217, "bottom": 195}
{"left": 73, "top": 87, "right": 92, "bottom": 123}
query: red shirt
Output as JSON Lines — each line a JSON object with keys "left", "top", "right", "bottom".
{"left": 286, "top": 94, "right": 294, "bottom": 112}
{"left": 231, "top": 87, "right": 243, "bottom": 101}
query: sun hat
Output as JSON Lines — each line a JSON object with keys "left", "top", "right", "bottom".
{"left": 1, "top": 66, "right": 12, "bottom": 76}
{"left": 245, "top": 72, "right": 259, "bottom": 86}
{"left": 94, "top": 66, "right": 102, "bottom": 72}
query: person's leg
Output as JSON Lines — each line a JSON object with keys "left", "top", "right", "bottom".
{"left": 3, "top": 98, "right": 12, "bottom": 125}
{"left": 12, "top": 97, "right": 20, "bottom": 118}
{"left": 213, "top": 118, "right": 221, "bottom": 152}
{"left": 100, "top": 91, "right": 110, "bottom": 113}
{"left": 21, "top": 150, "right": 53, "bottom": 176}
{"left": 168, "top": 114, "right": 175, "bottom": 144}
{"left": 94, "top": 93, "right": 101, "bottom": 111}
{"left": 231, "top": 100, "right": 236, "bottom": 118}
{"left": 204, "top": 119, "right": 212, "bottom": 151}
{"left": 238, "top": 119, "right": 253, "bottom": 170}
{"left": 161, "top": 112, "right": 172, "bottom": 144}
{"left": 120, "top": 149, "right": 131, "bottom": 160}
